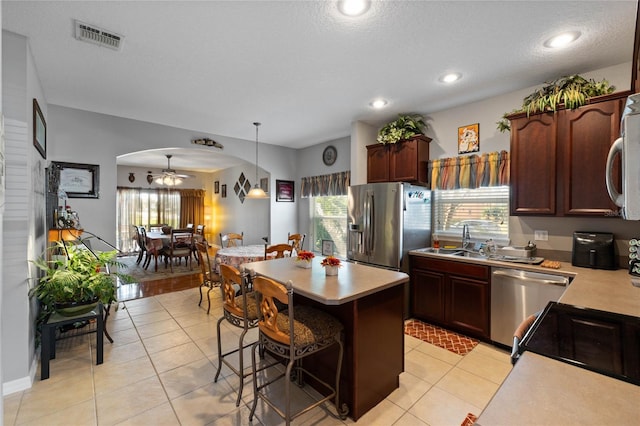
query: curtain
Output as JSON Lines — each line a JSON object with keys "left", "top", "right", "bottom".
{"left": 300, "top": 171, "right": 351, "bottom": 198}
{"left": 429, "top": 150, "right": 510, "bottom": 190}
{"left": 178, "top": 189, "right": 205, "bottom": 228}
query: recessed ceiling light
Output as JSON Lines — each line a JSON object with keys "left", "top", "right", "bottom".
{"left": 439, "top": 73, "right": 462, "bottom": 83}
{"left": 370, "top": 99, "right": 388, "bottom": 109}
{"left": 544, "top": 31, "right": 581, "bottom": 48}
{"left": 337, "top": 0, "right": 371, "bottom": 17}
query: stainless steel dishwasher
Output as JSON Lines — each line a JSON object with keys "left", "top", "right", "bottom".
{"left": 491, "top": 267, "right": 570, "bottom": 347}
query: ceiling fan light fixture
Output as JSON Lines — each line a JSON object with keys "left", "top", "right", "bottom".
{"left": 246, "top": 122, "right": 269, "bottom": 200}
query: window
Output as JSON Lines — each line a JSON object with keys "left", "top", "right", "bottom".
{"left": 433, "top": 186, "right": 509, "bottom": 244}
{"left": 309, "top": 196, "right": 348, "bottom": 257}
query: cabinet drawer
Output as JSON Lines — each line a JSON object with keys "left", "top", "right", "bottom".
{"left": 410, "top": 255, "right": 489, "bottom": 280}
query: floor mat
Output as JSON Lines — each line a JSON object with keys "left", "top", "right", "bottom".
{"left": 117, "top": 255, "right": 200, "bottom": 283}
{"left": 405, "top": 319, "right": 479, "bottom": 356}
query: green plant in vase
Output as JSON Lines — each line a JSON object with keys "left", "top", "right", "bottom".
{"left": 30, "top": 241, "right": 131, "bottom": 317}
{"left": 377, "top": 113, "right": 428, "bottom": 144}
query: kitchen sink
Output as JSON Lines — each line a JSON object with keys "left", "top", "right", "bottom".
{"left": 451, "top": 250, "right": 488, "bottom": 259}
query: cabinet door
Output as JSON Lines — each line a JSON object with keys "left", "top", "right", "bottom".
{"left": 411, "top": 269, "right": 446, "bottom": 323}
{"left": 366, "top": 144, "right": 389, "bottom": 183}
{"left": 558, "top": 98, "right": 623, "bottom": 215}
{"left": 510, "top": 113, "right": 557, "bottom": 215}
{"left": 447, "top": 275, "right": 490, "bottom": 339}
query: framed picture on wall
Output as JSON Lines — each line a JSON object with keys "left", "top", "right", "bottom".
{"left": 214, "top": 180, "right": 220, "bottom": 194}
{"left": 51, "top": 161, "right": 100, "bottom": 199}
{"left": 33, "top": 99, "right": 46, "bottom": 159}
{"left": 260, "top": 177, "right": 269, "bottom": 193}
{"left": 276, "top": 179, "right": 294, "bottom": 202}
{"left": 458, "top": 123, "right": 480, "bottom": 154}
{"left": 221, "top": 184, "right": 227, "bottom": 198}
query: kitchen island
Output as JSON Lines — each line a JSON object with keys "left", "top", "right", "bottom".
{"left": 242, "top": 256, "right": 409, "bottom": 421}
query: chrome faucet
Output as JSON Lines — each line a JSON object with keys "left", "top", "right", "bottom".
{"left": 462, "top": 224, "right": 471, "bottom": 249}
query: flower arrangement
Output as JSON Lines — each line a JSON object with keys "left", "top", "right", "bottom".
{"left": 296, "top": 250, "right": 315, "bottom": 262}
{"left": 320, "top": 256, "right": 342, "bottom": 267}
{"left": 377, "top": 113, "right": 428, "bottom": 145}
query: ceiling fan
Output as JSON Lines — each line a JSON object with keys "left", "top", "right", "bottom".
{"left": 148, "top": 154, "right": 193, "bottom": 186}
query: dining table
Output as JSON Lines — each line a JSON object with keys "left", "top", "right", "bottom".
{"left": 214, "top": 244, "right": 274, "bottom": 273}
{"left": 242, "top": 256, "right": 409, "bottom": 421}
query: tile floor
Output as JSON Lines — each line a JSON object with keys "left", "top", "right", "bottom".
{"left": 3, "top": 287, "right": 512, "bottom": 425}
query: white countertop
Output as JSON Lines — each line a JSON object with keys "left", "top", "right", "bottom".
{"left": 241, "top": 257, "right": 409, "bottom": 305}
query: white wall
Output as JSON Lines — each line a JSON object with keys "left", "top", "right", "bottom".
{"left": 2, "top": 30, "right": 47, "bottom": 393}
{"left": 48, "top": 105, "right": 297, "bottom": 250}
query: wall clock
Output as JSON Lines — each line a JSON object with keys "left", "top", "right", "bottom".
{"left": 322, "top": 145, "right": 337, "bottom": 166}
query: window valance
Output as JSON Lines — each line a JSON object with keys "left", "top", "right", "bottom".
{"left": 429, "top": 150, "right": 509, "bottom": 190}
{"left": 300, "top": 171, "right": 350, "bottom": 198}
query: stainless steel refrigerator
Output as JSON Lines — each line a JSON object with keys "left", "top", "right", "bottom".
{"left": 347, "top": 182, "right": 431, "bottom": 272}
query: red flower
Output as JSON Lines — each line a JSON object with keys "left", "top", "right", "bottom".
{"left": 320, "top": 256, "right": 341, "bottom": 267}
{"left": 296, "top": 250, "right": 315, "bottom": 261}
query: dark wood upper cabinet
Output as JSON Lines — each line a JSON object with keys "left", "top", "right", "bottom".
{"left": 509, "top": 92, "right": 628, "bottom": 217}
{"left": 366, "top": 136, "right": 431, "bottom": 185}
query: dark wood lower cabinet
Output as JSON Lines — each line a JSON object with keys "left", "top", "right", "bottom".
{"left": 410, "top": 255, "right": 490, "bottom": 339}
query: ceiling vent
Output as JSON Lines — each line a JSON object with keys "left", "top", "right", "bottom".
{"left": 74, "top": 20, "right": 123, "bottom": 51}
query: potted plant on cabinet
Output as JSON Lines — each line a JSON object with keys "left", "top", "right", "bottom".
{"left": 377, "top": 113, "right": 428, "bottom": 144}
{"left": 496, "top": 74, "right": 616, "bottom": 132}
{"left": 30, "top": 241, "right": 131, "bottom": 318}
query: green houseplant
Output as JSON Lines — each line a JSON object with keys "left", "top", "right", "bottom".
{"left": 377, "top": 113, "right": 428, "bottom": 144}
{"left": 496, "top": 74, "right": 616, "bottom": 132}
{"left": 30, "top": 241, "right": 130, "bottom": 317}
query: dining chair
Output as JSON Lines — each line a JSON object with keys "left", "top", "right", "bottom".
{"left": 287, "top": 233, "right": 305, "bottom": 253}
{"left": 194, "top": 241, "right": 220, "bottom": 314}
{"left": 219, "top": 232, "right": 243, "bottom": 248}
{"left": 264, "top": 243, "right": 293, "bottom": 259}
{"left": 148, "top": 223, "right": 168, "bottom": 233}
{"left": 139, "top": 227, "right": 164, "bottom": 272}
{"left": 132, "top": 225, "right": 146, "bottom": 265}
{"left": 248, "top": 275, "right": 348, "bottom": 425}
{"left": 163, "top": 227, "right": 194, "bottom": 272}
{"left": 214, "top": 264, "right": 262, "bottom": 406}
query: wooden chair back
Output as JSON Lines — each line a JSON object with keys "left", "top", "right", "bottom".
{"left": 287, "top": 233, "right": 305, "bottom": 252}
{"left": 220, "top": 232, "right": 244, "bottom": 247}
{"left": 253, "top": 275, "right": 291, "bottom": 345}
{"left": 219, "top": 264, "right": 245, "bottom": 317}
{"left": 265, "top": 243, "right": 293, "bottom": 259}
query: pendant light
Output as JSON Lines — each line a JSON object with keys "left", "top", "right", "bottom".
{"left": 246, "top": 122, "right": 269, "bottom": 199}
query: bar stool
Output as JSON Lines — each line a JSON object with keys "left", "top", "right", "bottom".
{"left": 249, "top": 276, "right": 349, "bottom": 425}
{"left": 214, "top": 264, "right": 260, "bottom": 406}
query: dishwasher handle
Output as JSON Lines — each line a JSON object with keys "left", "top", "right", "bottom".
{"left": 492, "top": 269, "right": 569, "bottom": 287}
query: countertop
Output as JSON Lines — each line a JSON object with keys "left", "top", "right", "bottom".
{"left": 241, "top": 256, "right": 409, "bottom": 305}
{"left": 409, "top": 249, "right": 640, "bottom": 425}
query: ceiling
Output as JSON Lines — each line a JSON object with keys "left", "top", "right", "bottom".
{"left": 3, "top": 1, "right": 637, "bottom": 171}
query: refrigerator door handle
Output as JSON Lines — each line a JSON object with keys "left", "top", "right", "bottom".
{"left": 363, "top": 193, "right": 370, "bottom": 255}
{"left": 368, "top": 192, "right": 375, "bottom": 254}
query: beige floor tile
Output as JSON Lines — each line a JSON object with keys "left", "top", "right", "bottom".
{"left": 142, "top": 328, "right": 192, "bottom": 354}
{"left": 435, "top": 367, "right": 500, "bottom": 409}
{"left": 208, "top": 405, "right": 259, "bottom": 426}
{"left": 404, "top": 334, "right": 423, "bottom": 352}
{"left": 115, "top": 401, "right": 180, "bottom": 426}
{"left": 170, "top": 381, "right": 241, "bottom": 425}
{"left": 404, "top": 349, "right": 454, "bottom": 385}
{"left": 172, "top": 311, "right": 216, "bottom": 329}
{"left": 386, "top": 371, "right": 432, "bottom": 410}
{"left": 391, "top": 411, "right": 429, "bottom": 426}
{"left": 96, "top": 375, "right": 169, "bottom": 425}
{"left": 148, "top": 341, "right": 206, "bottom": 373}
{"left": 109, "top": 327, "right": 143, "bottom": 347}
{"left": 456, "top": 349, "right": 512, "bottom": 385}
{"left": 102, "top": 340, "right": 148, "bottom": 365}
{"left": 414, "top": 341, "right": 464, "bottom": 365}
{"left": 129, "top": 309, "right": 173, "bottom": 326}
{"left": 3, "top": 392, "right": 22, "bottom": 426}
{"left": 16, "top": 373, "right": 95, "bottom": 424}
{"left": 194, "top": 334, "right": 219, "bottom": 359}
{"left": 408, "top": 386, "right": 482, "bottom": 426}
{"left": 348, "top": 399, "right": 404, "bottom": 426}
{"left": 93, "top": 355, "right": 157, "bottom": 395}
{"left": 17, "top": 399, "right": 96, "bottom": 426}
{"left": 183, "top": 319, "right": 219, "bottom": 341}
{"left": 124, "top": 298, "right": 165, "bottom": 316}
{"left": 472, "top": 342, "right": 511, "bottom": 362}
{"left": 134, "top": 318, "right": 181, "bottom": 339}
{"left": 159, "top": 357, "right": 217, "bottom": 400}
{"left": 107, "top": 315, "right": 135, "bottom": 333}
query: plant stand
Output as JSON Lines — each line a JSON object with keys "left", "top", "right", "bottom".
{"left": 40, "top": 302, "right": 105, "bottom": 380}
